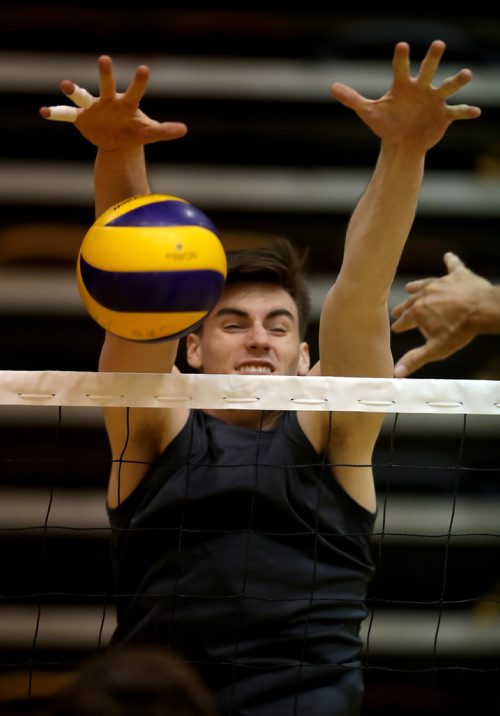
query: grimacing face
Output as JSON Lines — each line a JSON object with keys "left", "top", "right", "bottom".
{"left": 186, "top": 283, "right": 310, "bottom": 377}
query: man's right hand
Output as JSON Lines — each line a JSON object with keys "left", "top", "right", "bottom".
{"left": 40, "top": 55, "right": 187, "bottom": 151}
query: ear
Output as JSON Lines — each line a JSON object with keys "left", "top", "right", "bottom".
{"left": 297, "top": 341, "right": 310, "bottom": 376}
{"left": 186, "top": 333, "right": 203, "bottom": 370}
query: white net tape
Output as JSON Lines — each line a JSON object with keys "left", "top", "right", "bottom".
{"left": 1, "top": 370, "right": 499, "bottom": 413}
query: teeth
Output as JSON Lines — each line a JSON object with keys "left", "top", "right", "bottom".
{"left": 238, "top": 366, "right": 272, "bottom": 374}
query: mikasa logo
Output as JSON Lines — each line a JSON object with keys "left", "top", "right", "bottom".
{"left": 113, "top": 197, "right": 136, "bottom": 210}
{"left": 164, "top": 252, "right": 198, "bottom": 260}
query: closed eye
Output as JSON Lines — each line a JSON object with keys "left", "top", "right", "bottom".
{"left": 222, "top": 322, "right": 245, "bottom": 331}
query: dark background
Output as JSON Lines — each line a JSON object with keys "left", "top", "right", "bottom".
{"left": 0, "top": 3, "right": 499, "bottom": 715}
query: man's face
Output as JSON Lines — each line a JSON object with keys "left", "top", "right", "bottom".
{"left": 186, "top": 282, "right": 310, "bottom": 376}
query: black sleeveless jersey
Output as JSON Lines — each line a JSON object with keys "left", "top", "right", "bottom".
{"left": 108, "top": 410, "right": 376, "bottom": 716}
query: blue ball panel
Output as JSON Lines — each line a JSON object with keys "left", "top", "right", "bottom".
{"left": 107, "top": 200, "right": 219, "bottom": 235}
{"left": 79, "top": 256, "right": 225, "bottom": 313}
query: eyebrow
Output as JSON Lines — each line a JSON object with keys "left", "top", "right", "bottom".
{"left": 214, "top": 307, "right": 296, "bottom": 322}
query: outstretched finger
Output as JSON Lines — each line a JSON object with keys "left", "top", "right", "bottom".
{"left": 448, "top": 102, "right": 482, "bottom": 120}
{"left": 392, "top": 41, "right": 410, "bottom": 84}
{"left": 390, "top": 307, "right": 417, "bottom": 330}
{"left": 60, "top": 81, "right": 95, "bottom": 109}
{"left": 437, "top": 68, "right": 473, "bottom": 99}
{"left": 123, "top": 64, "right": 150, "bottom": 106}
{"left": 394, "top": 343, "right": 438, "bottom": 377}
{"left": 443, "top": 251, "right": 467, "bottom": 272}
{"left": 394, "top": 341, "right": 442, "bottom": 378}
{"left": 331, "top": 82, "right": 367, "bottom": 114}
{"left": 60, "top": 79, "right": 75, "bottom": 97}
{"left": 142, "top": 121, "right": 188, "bottom": 144}
{"left": 417, "top": 39, "right": 446, "bottom": 85}
{"left": 403, "top": 277, "right": 436, "bottom": 294}
{"left": 98, "top": 55, "right": 116, "bottom": 99}
{"left": 39, "top": 104, "right": 80, "bottom": 122}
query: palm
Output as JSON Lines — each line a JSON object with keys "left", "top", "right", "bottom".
{"left": 358, "top": 85, "right": 451, "bottom": 150}
{"left": 75, "top": 97, "right": 184, "bottom": 151}
{"left": 42, "top": 56, "right": 187, "bottom": 151}
{"left": 332, "top": 40, "right": 480, "bottom": 153}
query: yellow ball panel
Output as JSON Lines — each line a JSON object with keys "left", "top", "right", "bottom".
{"left": 81, "top": 225, "right": 227, "bottom": 274}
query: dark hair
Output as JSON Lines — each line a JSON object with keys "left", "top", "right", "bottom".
{"left": 224, "top": 238, "right": 311, "bottom": 339}
{"left": 43, "top": 645, "right": 218, "bottom": 716}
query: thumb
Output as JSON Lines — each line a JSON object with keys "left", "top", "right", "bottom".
{"left": 142, "top": 121, "right": 188, "bottom": 144}
{"left": 331, "top": 83, "right": 365, "bottom": 112}
{"left": 394, "top": 344, "right": 435, "bottom": 378}
{"left": 443, "top": 252, "right": 467, "bottom": 274}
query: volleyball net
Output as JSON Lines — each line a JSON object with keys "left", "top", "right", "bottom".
{"left": 0, "top": 370, "right": 499, "bottom": 714}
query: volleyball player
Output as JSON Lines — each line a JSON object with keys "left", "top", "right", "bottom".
{"left": 41, "top": 41, "right": 480, "bottom": 715}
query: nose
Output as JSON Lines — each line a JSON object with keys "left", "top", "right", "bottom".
{"left": 247, "top": 322, "right": 269, "bottom": 350}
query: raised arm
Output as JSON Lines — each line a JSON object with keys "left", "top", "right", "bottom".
{"left": 304, "top": 41, "right": 480, "bottom": 511}
{"left": 40, "top": 56, "right": 188, "bottom": 376}
{"left": 41, "top": 57, "right": 192, "bottom": 503}
{"left": 319, "top": 40, "right": 480, "bottom": 380}
{"left": 391, "top": 252, "right": 500, "bottom": 375}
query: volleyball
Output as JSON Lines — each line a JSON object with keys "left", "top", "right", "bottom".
{"left": 76, "top": 194, "right": 227, "bottom": 341}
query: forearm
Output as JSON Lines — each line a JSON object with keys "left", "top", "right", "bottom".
{"left": 94, "top": 149, "right": 180, "bottom": 372}
{"left": 94, "top": 146, "right": 150, "bottom": 218}
{"left": 339, "top": 143, "right": 425, "bottom": 305}
{"left": 319, "top": 144, "right": 425, "bottom": 376}
{"left": 99, "top": 332, "right": 178, "bottom": 374}
{"left": 319, "top": 40, "right": 480, "bottom": 380}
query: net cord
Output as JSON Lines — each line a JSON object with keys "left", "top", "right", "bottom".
{"left": 0, "top": 370, "right": 499, "bottom": 414}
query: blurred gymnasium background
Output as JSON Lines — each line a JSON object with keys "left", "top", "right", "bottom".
{"left": 0, "top": 3, "right": 499, "bottom": 714}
